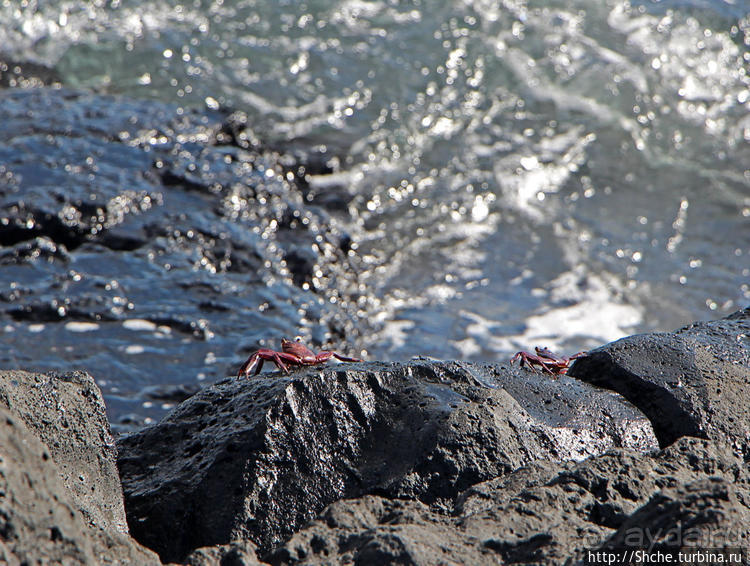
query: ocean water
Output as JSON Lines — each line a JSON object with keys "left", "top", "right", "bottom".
{"left": 1, "top": 0, "right": 748, "bottom": 430}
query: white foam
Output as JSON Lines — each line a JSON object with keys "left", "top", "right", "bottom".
{"left": 64, "top": 321, "right": 100, "bottom": 333}
{"left": 458, "top": 270, "right": 642, "bottom": 357}
{"left": 379, "top": 319, "right": 415, "bottom": 352}
{"left": 123, "top": 319, "right": 157, "bottom": 332}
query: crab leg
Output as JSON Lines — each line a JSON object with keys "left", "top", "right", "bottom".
{"left": 534, "top": 359, "right": 557, "bottom": 375}
{"left": 313, "top": 351, "right": 362, "bottom": 364}
{"left": 331, "top": 352, "right": 362, "bottom": 363}
{"left": 238, "top": 340, "right": 363, "bottom": 378}
{"left": 238, "top": 352, "right": 263, "bottom": 377}
{"left": 238, "top": 349, "right": 298, "bottom": 377}
{"left": 270, "top": 352, "right": 291, "bottom": 373}
{"left": 511, "top": 351, "right": 558, "bottom": 375}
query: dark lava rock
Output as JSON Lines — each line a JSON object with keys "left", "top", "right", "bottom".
{"left": 265, "top": 495, "right": 493, "bottom": 566}
{"left": 141, "top": 382, "right": 204, "bottom": 404}
{"left": 462, "top": 437, "right": 748, "bottom": 565}
{"left": 182, "top": 540, "right": 263, "bottom": 566}
{"left": 568, "top": 308, "right": 750, "bottom": 458}
{"left": 0, "top": 235, "right": 70, "bottom": 265}
{"left": 0, "top": 59, "right": 62, "bottom": 89}
{"left": 117, "top": 360, "right": 655, "bottom": 562}
{"left": 267, "top": 437, "right": 749, "bottom": 565}
{"left": 0, "top": 87, "right": 367, "bottom": 429}
{"left": 0, "top": 370, "right": 127, "bottom": 533}
{"left": 0, "top": 406, "right": 160, "bottom": 566}
{"left": 0, "top": 405, "right": 94, "bottom": 564}
{"left": 591, "top": 477, "right": 750, "bottom": 560}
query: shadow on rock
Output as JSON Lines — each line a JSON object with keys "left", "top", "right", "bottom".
{"left": 569, "top": 307, "right": 750, "bottom": 458}
{"left": 266, "top": 437, "right": 749, "bottom": 565}
{"left": 4, "top": 310, "right": 750, "bottom": 564}
{"left": 0, "top": 371, "right": 159, "bottom": 565}
{"left": 117, "top": 359, "right": 655, "bottom": 562}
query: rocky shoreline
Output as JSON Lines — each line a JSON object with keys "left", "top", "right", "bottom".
{"left": 1, "top": 309, "right": 749, "bottom": 565}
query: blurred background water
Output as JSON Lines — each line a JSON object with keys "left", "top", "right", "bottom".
{"left": 1, "top": 0, "right": 748, "bottom": 431}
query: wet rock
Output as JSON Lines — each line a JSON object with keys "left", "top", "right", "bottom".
{"left": 0, "top": 236, "right": 70, "bottom": 265}
{"left": 7, "top": 297, "right": 122, "bottom": 323}
{"left": 0, "top": 406, "right": 160, "bottom": 566}
{"left": 97, "top": 226, "right": 149, "bottom": 251}
{"left": 283, "top": 246, "right": 318, "bottom": 288}
{"left": 0, "top": 87, "right": 366, "bottom": 429}
{"left": 0, "top": 370, "right": 127, "bottom": 533}
{"left": 117, "top": 360, "right": 655, "bottom": 562}
{"left": 0, "top": 59, "right": 62, "bottom": 89}
{"left": 267, "top": 437, "right": 749, "bottom": 565}
{"left": 0, "top": 190, "right": 161, "bottom": 251}
{"left": 214, "top": 110, "right": 261, "bottom": 150}
{"left": 141, "top": 382, "right": 203, "bottom": 404}
{"left": 568, "top": 308, "right": 750, "bottom": 458}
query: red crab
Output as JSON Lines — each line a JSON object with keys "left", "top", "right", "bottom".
{"left": 510, "top": 346, "right": 586, "bottom": 376}
{"left": 237, "top": 338, "right": 362, "bottom": 377}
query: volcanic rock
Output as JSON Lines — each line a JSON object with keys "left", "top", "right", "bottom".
{"left": 117, "top": 360, "right": 656, "bottom": 562}
{"left": 0, "top": 59, "right": 62, "bottom": 89}
{"left": 0, "top": 369, "right": 127, "bottom": 533}
{"left": 591, "top": 477, "right": 750, "bottom": 560}
{"left": 0, "top": 406, "right": 160, "bottom": 565}
{"left": 267, "top": 437, "right": 749, "bottom": 565}
{"left": 264, "top": 495, "right": 492, "bottom": 566}
{"left": 0, "top": 87, "right": 365, "bottom": 406}
{"left": 461, "top": 437, "right": 749, "bottom": 565}
{"left": 182, "top": 540, "right": 263, "bottom": 566}
{"left": 0, "top": 406, "right": 95, "bottom": 564}
{"left": 568, "top": 307, "right": 750, "bottom": 458}
{"left": 4, "top": 310, "right": 749, "bottom": 564}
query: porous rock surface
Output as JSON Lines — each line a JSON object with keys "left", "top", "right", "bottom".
{"left": 117, "top": 360, "right": 656, "bottom": 562}
{"left": 6, "top": 310, "right": 750, "bottom": 565}
{"left": 0, "top": 405, "right": 159, "bottom": 566}
{"left": 268, "top": 437, "right": 749, "bottom": 565}
{"left": 181, "top": 540, "right": 264, "bottom": 566}
{"left": 569, "top": 307, "right": 750, "bottom": 457}
{"left": 591, "top": 476, "right": 750, "bottom": 559}
{"left": 0, "top": 405, "right": 94, "bottom": 564}
{"left": 0, "top": 369, "right": 127, "bottom": 532}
